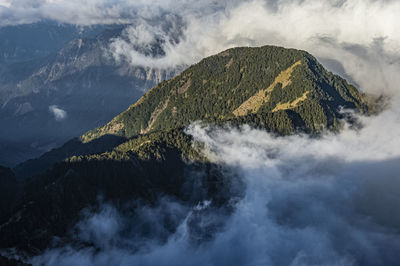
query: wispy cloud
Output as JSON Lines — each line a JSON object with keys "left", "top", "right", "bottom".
{"left": 49, "top": 105, "right": 67, "bottom": 121}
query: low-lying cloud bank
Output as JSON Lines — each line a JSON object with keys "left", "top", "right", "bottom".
{"left": 32, "top": 96, "right": 400, "bottom": 265}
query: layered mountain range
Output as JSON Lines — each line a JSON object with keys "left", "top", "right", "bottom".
{"left": 0, "top": 22, "right": 180, "bottom": 167}
{"left": 0, "top": 45, "right": 370, "bottom": 262}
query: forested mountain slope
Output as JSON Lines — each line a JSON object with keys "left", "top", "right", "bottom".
{"left": 82, "top": 45, "right": 367, "bottom": 143}
{"left": 15, "top": 45, "right": 368, "bottom": 178}
{"left": 1, "top": 46, "right": 371, "bottom": 257}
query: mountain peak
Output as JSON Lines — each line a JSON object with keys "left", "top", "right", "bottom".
{"left": 14, "top": 45, "right": 369, "bottom": 178}
{"left": 81, "top": 45, "right": 366, "bottom": 143}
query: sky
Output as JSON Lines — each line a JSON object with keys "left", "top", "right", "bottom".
{"left": 1, "top": 1, "right": 400, "bottom": 265}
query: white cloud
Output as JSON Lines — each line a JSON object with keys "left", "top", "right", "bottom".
{"left": 0, "top": 0, "right": 11, "bottom": 7}
{"left": 49, "top": 105, "right": 67, "bottom": 121}
{"left": 102, "top": 0, "right": 400, "bottom": 96}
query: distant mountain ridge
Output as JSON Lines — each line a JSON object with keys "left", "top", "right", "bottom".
{"left": 0, "top": 21, "right": 106, "bottom": 65}
{"left": 0, "top": 22, "right": 181, "bottom": 166}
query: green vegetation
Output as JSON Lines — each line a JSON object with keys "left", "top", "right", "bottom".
{"left": 16, "top": 45, "right": 370, "bottom": 178}
{"left": 69, "top": 128, "right": 206, "bottom": 163}
{"left": 82, "top": 45, "right": 367, "bottom": 144}
{"left": 72, "top": 46, "right": 369, "bottom": 170}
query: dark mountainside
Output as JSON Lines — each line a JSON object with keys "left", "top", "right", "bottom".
{"left": 0, "top": 22, "right": 180, "bottom": 167}
{"left": 0, "top": 166, "right": 18, "bottom": 216}
{"left": 0, "top": 255, "right": 30, "bottom": 266}
{"left": 0, "top": 46, "right": 369, "bottom": 262}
